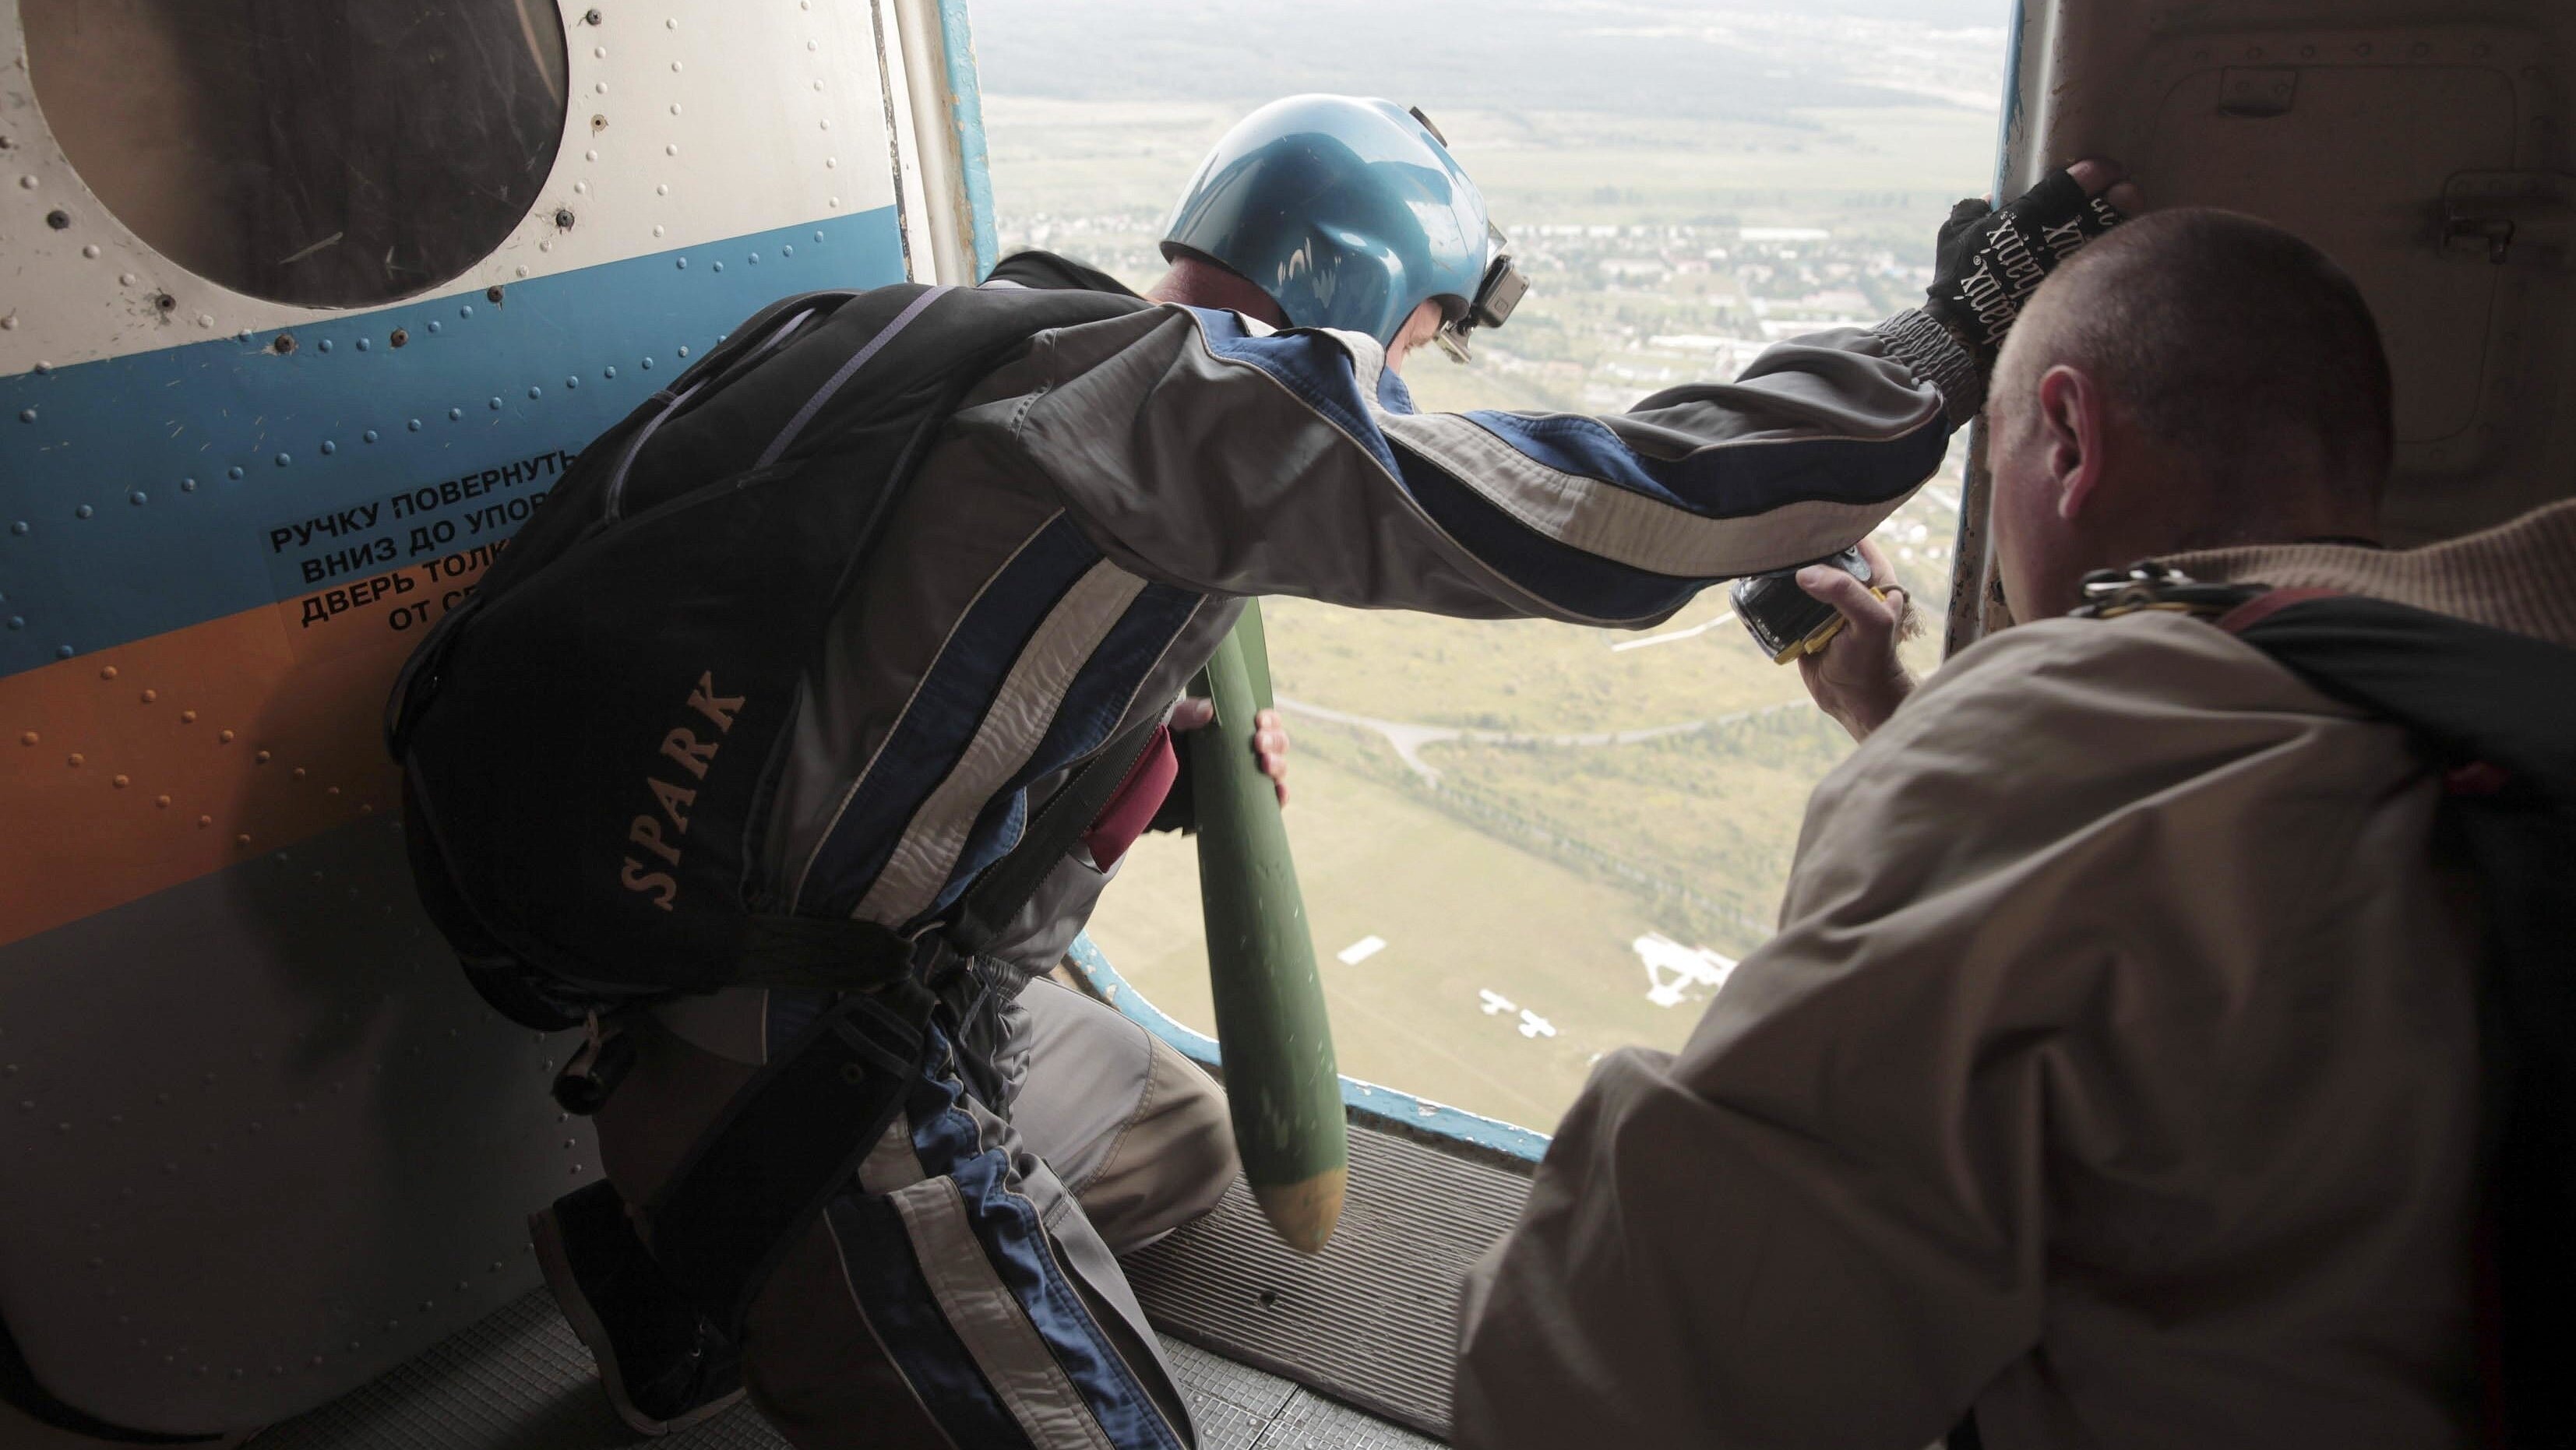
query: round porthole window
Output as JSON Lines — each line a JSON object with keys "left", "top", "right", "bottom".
{"left": 21, "top": 0, "right": 569, "bottom": 308}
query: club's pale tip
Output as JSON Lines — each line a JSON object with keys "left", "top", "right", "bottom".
{"left": 1252, "top": 1167, "right": 1347, "bottom": 1254}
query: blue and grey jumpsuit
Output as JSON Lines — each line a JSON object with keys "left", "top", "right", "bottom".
{"left": 598, "top": 252, "right": 1979, "bottom": 1449}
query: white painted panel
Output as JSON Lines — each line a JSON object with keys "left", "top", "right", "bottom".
{"left": 886, "top": 0, "right": 978, "bottom": 283}
{"left": 0, "top": 0, "right": 905, "bottom": 374}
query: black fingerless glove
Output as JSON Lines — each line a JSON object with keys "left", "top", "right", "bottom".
{"left": 1922, "top": 170, "right": 2127, "bottom": 364}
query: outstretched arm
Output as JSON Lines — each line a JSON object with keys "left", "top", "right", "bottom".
{"left": 988, "top": 302, "right": 1969, "bottom": 627}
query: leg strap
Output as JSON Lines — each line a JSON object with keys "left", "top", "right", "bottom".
{"left": 647, "top": 983, "right": 938, "bottom": 1332}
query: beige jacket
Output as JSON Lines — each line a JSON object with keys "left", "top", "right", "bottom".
{"left": 1455, "top": 499, "right": 2576, "bottom": 1449}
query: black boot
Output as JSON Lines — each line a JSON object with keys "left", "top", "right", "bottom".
{"left": 531, "top": 1181, "right": 746, "bottom": 1436}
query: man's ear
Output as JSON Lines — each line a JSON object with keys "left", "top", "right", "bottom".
{"left": 2035, "top": 363, "right": 2106, "bottom": 521}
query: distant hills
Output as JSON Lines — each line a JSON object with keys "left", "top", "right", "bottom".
{"left": 967, "top": 0, "right": 2012, "bottom": 121}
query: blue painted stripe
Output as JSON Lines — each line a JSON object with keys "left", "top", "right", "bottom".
{"left": 826, "top": 1189, "right": 1038, "bottom": 1450}
{"left": 1063, "top": 934, "right": 1552, "bottom": 1163}
{"left": 1463, "top": 407, "right": 1949, "bottom": 520}
{"left": 798, "top": 514, "right": 1105, "bottom": 918}
{"left": 923, "top": 582, "right": 1204, "bottom": 921}
{"left": 937, "top": 0, "right": 1002, "bottom": 280}
{"left": 0, "top": 209, "right": 905, "bottom": 678}
{"left": 1996, "top": 0, "right": 2032, "bottom": 189}
{"left": 906, "top": 1037, "right": 1189, "bottom": 1450}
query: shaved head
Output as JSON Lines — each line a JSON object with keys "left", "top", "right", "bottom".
{"left": 1985, "top": 208, "right": 2393, "bottom": 618}
{"left": 2000, "top": 209, "right": 2392, "bottom": 516}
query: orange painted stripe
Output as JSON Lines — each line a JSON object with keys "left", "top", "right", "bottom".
{"left": 0, "top": 561, "right": 492, "bottom": 948}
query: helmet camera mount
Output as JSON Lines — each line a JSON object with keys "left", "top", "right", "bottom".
{"left": 1436, "top": 220, "right": 1529, "bottom": 363}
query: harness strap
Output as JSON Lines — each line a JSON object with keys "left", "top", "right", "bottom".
{"left": 2218, "top": 590, "right": 2576, "bottom": 1450}
{"left": 2222, "top": 596, "right": 2576, "bottom": 804}
{"left": 727, "top": 913, "right": 929, "bottom": 991}
{"left": 647, "top": 981, "right": 938, "bottom": 1331}
{"left": 645, "top": 709, "right": 1171, "bottom": 1332}
{"left": 2082, "top": 566, "right": 2576, "bottom": 1448}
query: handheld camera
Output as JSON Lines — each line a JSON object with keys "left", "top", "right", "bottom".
{"left": 1732, "top": 547, "right": 1879, "bottom": 663}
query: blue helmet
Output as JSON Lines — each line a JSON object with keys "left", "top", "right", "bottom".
{"left": 1162, "top": 95, "right": 1526, "bottom": 354}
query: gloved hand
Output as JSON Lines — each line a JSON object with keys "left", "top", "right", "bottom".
{"left": 1923, "top": 160, "right": 2140, "bottom": 364}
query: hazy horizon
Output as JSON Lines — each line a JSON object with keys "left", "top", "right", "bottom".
{"left": 970, "top": 0, "right": 2014, "bottom": 121}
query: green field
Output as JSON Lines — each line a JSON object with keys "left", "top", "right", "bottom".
{"left": 1084, "top": 754, "right": 1728, "bottom": 1128}
{"left": 1089, "top": 583, "right": 1945, "bottom": 1128}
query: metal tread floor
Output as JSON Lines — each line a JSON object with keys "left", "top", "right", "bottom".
{"left": 220, "top": 1110, "right": 1526, "bottom": 1448}
{"left": 18, "top": 1116, "right": 1521, "bottom": 1448}
{"left": 1123, "top": 1121, "right": 1529, "bottom": 1439}
{"left": 240, "top": 1286, "right": 1441, "bottom": 1450}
